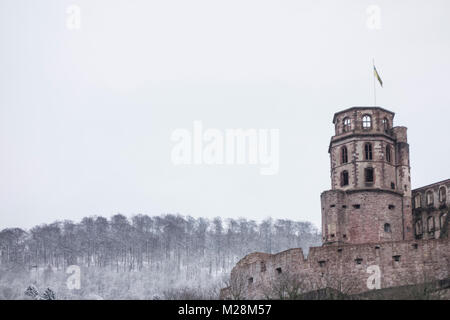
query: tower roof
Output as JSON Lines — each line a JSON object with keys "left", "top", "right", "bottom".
{"left": 332, "top": 106, "right": 395, "bottom": 123}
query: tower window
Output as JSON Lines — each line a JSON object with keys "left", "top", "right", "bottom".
{"left": 439, "top": 186, "right": 447, "bottom": 203}
{"left": 440, "top": 213, "right": 447, "bottom": 229}
{"left": 341, "top": 146, "right": 348, "bottom": 164}
{"left": 427, "top": 216, "right": 435, "bottom": 233}
{"left": 388, "top": 204, "right": 395, "bottom": 210}
{"left": 343, "top": 117, "right": 351, "bottom": 132}
{"left": 276, "top": 267, "right": 282, "bottom": 274}
{"left": 393, "top": 255, "right": 401, "bottom": 262}
{"left": 362, "top": 115, "right": 372, "bottom": 129}
{"left": 391, "top": 182, "right": 395, "bottom": 190}
{"left": 260, "top": 261, "right": 266, "bottom": 272}
{"left": 415, "top": 219, "right": 423, "bottom": 235}
{"left": 364, "top": 143, "right": 373, "bottom": 160}
{"left": 341, "top": 171, "right": 349, "bottom": 186}
{"left": 382, "top": 117, "right": 389, "bottom": 132}
{"left": 426, "top": 191, "right": 434, "bottom": 206}
{"left": 384, "top": 223, "right": 391, "bottom": 233}
{"left": 414, "top": 194, "right": 421, "bottom": 208}
{"left": 248, "top": 277, "right": 253, "bottom": 285}
{"left": 386, "top": 145, "right": 391, "bottom": 163}
{"left": 365, "top": 168, "right": 374, "bottom": 183}
{"left": 355, "top": 258, "right": 363, "bottom": 265}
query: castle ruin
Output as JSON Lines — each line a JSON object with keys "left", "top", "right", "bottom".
{"left": 220, "top": 107, "right": 450, "bottom": 299}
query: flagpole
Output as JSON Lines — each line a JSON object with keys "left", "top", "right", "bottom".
{"left": 373, "top": 58, "right": 376, "bottom": 106}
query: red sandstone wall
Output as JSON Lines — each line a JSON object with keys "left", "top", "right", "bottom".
{"left": 325, "top": 107, "right": 413, "bottom": 245}
{"left": 227, "top": 238, "right": 450, "bottom": 299}
{"left": 220, "top": 108, "right": 447, "bottom": 300}
{"left": 321, "top": 190, "right": 404, "bottom": 245}
{"left": 412, "top": 180, "right": 450, "bottom": 240}
{"left": 330, "top": 138, "right": 398, "bottom": 191}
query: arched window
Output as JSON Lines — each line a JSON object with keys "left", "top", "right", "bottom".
{"left": 427, "top": 216, "right": 435, "bottom": 233}
{"left": 386, "top": 145, "right": 391, "bottom": 163}
{"left": 364, "top": 143, "right": 373, "bottom": 160}
{"left": 341, "top": 146, "right": 348, "bottom": 164}
{"left": 414, "top": 194, "right": 421, "bottom": 208}
{"left": 439, "top": 186, "right": 447, "bottom": 203}
{"left": 382, "top": 117, "right": 389, "bottom": 132}
{"left": 415, "top": 219, "right": 423, "bottom": 235}
{"left": 341, "top": 170, "right": 349, "bottom": 186}
{"left": 365, "top": 167, "right": 374, "bottom": 183}
{"left": 426, "top": 191, "right": 434, "bottom": 206}
{"left": 343, "top": 117, "right": 351, "bottom": 133}
{"left": 362, "top": 115, "right": 372, "bottom": 129}
{"left": 384, "top": 223, "right": 391, "bottom": 233}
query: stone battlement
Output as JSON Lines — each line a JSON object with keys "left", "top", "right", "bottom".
{"left": 222, "top": 237, "right": 450, "bottom": 299}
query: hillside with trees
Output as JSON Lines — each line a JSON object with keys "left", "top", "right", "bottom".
{"left": 0, "top": 214, "right": 321, "bottom": 299}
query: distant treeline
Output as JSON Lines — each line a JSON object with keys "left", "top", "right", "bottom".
{"left": 0, "top": 214, "right": 321, "bottom": 277}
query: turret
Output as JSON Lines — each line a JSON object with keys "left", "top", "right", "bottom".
{"left": 321, "top": 107, "right": 413, "bottom": 245}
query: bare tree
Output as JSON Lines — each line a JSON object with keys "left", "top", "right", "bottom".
{"left": 222, "top": 271, "right": 248, "bottom": 300}
{"left": 262, "top": 270, "right": 312, "bottom": 300}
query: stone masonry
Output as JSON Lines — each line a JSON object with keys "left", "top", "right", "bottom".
{"left": 220, "top": 107, "right": 450, "bottom": 299}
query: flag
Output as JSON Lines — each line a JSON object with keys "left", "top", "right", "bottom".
{"left": 373, "top": 65, "right": 383, "bottom": 87}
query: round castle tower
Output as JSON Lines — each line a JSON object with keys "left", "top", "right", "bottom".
{"left": 321, "top": 107, "right": 414, "bottom": 245}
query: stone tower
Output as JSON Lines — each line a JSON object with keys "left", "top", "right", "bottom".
{"left": 321, "top": 107, "right": 414, "bottom": 245}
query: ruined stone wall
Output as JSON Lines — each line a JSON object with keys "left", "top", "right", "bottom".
{"left": 224, "top": 238, "right": 450, "bottom": 299}
{"left": 220, "top": 108, "right": 447, "bottom": 300}
{"left": 412, "top": 180, "right": 450, "bottom": 240}
{"left": 330, "top": 137, "right": 398, "bottom": 191}
{"left": 321, "top": 189, "right": 404, "bottom": 245}
{"left": 324, "top": 107, "right": 413, "bottom": 244}
{"left": 393, "top": 126, "right": 414, "bottom": 240}
{"left": 333, "top": 107, "right": 394, "bottom": 136}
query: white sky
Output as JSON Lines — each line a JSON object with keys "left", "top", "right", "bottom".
{"left": 1, "top": 0, "right": 450, "bottom": 229}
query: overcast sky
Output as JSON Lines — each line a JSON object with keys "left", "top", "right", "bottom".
{"left": 1, "top": 0, "right": 450, "bottom": 229}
